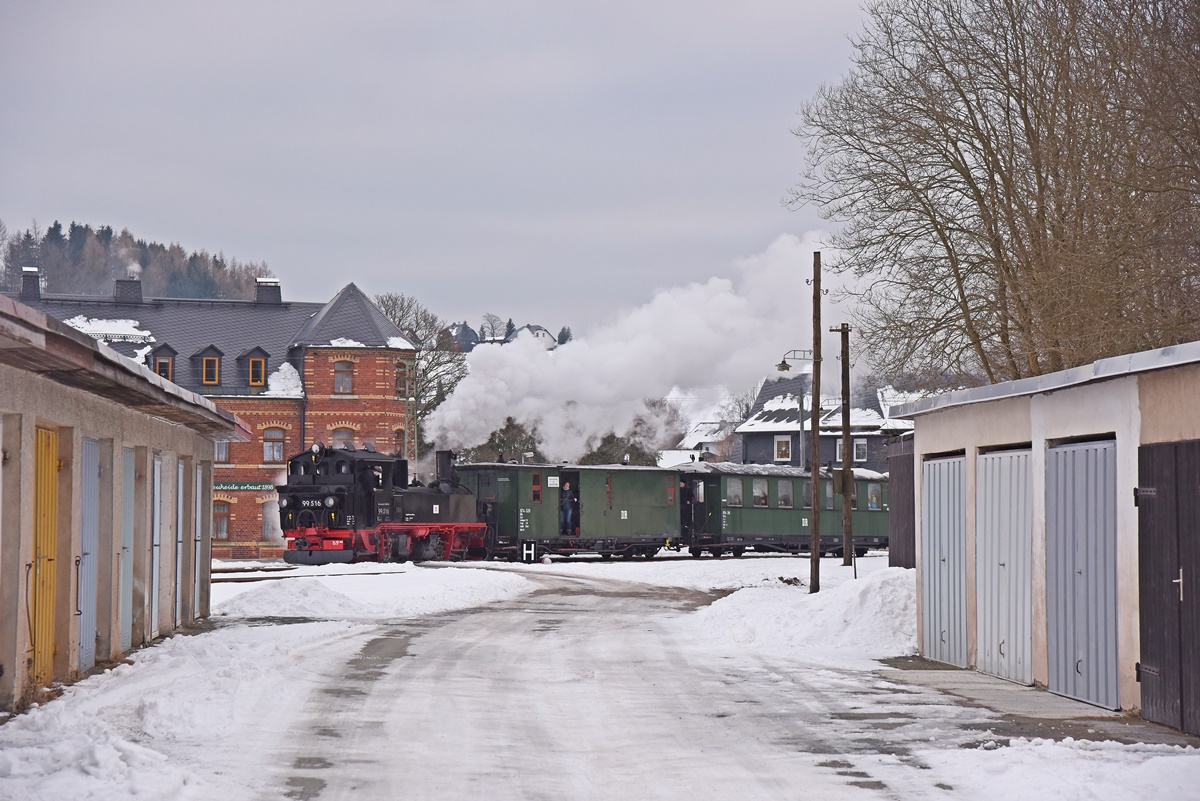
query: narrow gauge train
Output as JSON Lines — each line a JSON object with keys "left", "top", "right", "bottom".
{"left": 278, "top": 443, "right": 485, "bottom": 565}
{"left": 673, "top": 462, "right": 889, "bottom": 558}
{"left": 455, "top": 461, "right": 888, "bottom": 562}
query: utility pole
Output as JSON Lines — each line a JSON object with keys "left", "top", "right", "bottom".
{"left": 831, "top": 323, "right": 854, "bottom": 570}
{"left": 809, "top": 252, "right": 822, "bottom": 594}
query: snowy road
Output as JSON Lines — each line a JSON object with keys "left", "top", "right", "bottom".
{"left": 264, "top": 570, "right": 1022, "bottom": 800}
{"left": 2, "top": 556, "right": 1197, "bottom": 800}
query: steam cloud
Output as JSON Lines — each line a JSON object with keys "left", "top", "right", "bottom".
{"left": 426, "top": 232, "right": 857, "bottom": 461}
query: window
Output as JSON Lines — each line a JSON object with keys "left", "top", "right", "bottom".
{"left": 854, "top": 438, "right": 868, "bottom": 463}
{"left": 395, "top": 362, "right": 411, "bottom": 397}
{"left": 249, "top": 358, "right": 266, "bottom": 386}
{"left": 263, "top": 428, "right": 284, "bottom": 462}
{"left": 334, "top": 361, "right": 354, "bottom": 394}
{"left": 213, "top": 503, "right": 229, "bottom": 539}
{"left": 155, "top": 357, "right": 173, "bottom": 381}
{"left": 774, "top": 435, "right": 791, "bottom": 462}
{"left": 801, "top": 479, "right": 812, "bottom": 508}
{"left": 332, "top": 428, "right": 355, "bottom": 449}
{"left": 867, "top": 482, "right": 882, "bottom": 511}
{"left": 825, "top": 478, "right": 834, "bottom": 510}
{"left": 394, "top": 429, "right": 407, "bottom": 457}
{"left": 752, "top": 478, "right": 769, "bottom": 507}
{"left": 726, "top": 478, "right": 743, "bottom": 507}
{"left": 214, "top": 441, "right": 229, "bottom": 463}
{"left": 836, "top": 439, "right": 844, "bottom": 463}
{"left": 778, "top": 479, "right": 794, "bottom": 509}
{"left": 532, "top": 472, "right": 542, "bottom": 503}
{"left": 202, "top": 357, "right": 220, "bottom": 385}
{"left": 666, "top": 477, "right": 676, "bottom": 505}
{"left": 262, "top": 501, "right": 280, "bottom": 541}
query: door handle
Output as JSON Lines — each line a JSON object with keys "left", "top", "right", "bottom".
{"left": 1172, "top": 568, "right": 1184, "bottom": 602}
{"left": 999, "top": 639, "right": 1005, "bottom": 657}
{"left": 1076, "top": 659, "right": 1083, "bottom": 675}
{"left": 75, "top": 556, "right": 83, "bottom": 616}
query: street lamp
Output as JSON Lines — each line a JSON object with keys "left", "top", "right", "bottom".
{"left": 776, "top": 342, "right": 821, "bottom": 593}
{"left": 776, "top": 349, "right": 813, "bottom": 373}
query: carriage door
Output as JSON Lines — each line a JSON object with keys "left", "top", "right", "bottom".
{"left": 120, "top": 448, "right": 135, "bottom": 651}
{"left": 150, "top": 455, "right": 162, "bottom": 639}
{"left": 1046, "top": 440, "right": 1118, "bottom": 709}
{"left": 975, "top": 449, "right": 1032, "bottom": 684}
{"left": 32, "top": 427, "right": 59, "bottom": 686}
{"left": 1137, "top": 440, "right": 1200, "bottom": 735}
{"left": 921, "top": 456, "right": 967, "bottom": 667}
{"left": 79, "top": 438, "right": 100, "bottom": 672}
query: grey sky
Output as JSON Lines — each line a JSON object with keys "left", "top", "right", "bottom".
{"left": 0, "top": 1, "right": 865, "bottom": 335}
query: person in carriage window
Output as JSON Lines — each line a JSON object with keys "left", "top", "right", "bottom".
{"left": 559, "top": 481, "right": 578, "bottom": 536}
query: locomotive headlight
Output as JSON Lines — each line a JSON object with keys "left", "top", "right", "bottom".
{"left": 324, "top": 496, "right": 337, "bottom": 508}
{"left": 279, "top": 497, "right": 289, "bottom": 508}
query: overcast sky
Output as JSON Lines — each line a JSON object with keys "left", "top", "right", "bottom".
{"left": 0, "top": 1, "right": 866, "bottom": 337}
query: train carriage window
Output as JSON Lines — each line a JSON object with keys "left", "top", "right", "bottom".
{"left": 693, "top": 480, "right": 705, "bottom": 503}
{"left": 825, "top": 479, "right": 834, "bottom": 510}
{"left": 867, "top": 482, "right": 882, "bottom": 510}
{"left": 752, "top": 478, "right": 769, "bottom": 507}
{"left": 532, "top": 472, "right": 542, "bottom": 503}
{"left": 801, "top": 479, "right": 812, "bottom": 508}
{"left": 778, "top": 479, "right": 794, "bottom": 509}
{"left": 667, "top": 477, "right": 676, "bottom": 505}
{"left": 726, "top": 478, "right": 743, "bottom": 507}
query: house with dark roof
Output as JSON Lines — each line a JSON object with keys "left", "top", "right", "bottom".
{"left": 735, "top": 372, "right": 910, "bottom": 473}
{"left": 9, "top": 272, "right": 417, "bottom": 559}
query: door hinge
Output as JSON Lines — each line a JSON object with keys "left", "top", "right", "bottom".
{"left": 1133, "top": 486, "right": 1157, "bottom": 506}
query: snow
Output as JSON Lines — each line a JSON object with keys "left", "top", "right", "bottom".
{"left": 764, "top": 393, "right": 800, "bottom": 412}
{"left": 2, "top": 555, "right": 1197, "bottom": 798}
{"left": 260, "top": 362, "right": 304, "bottom": 397}
{"left": 63, "top": 315, "right": 155, "bottom": 343}
{"left": 327, "top": 337, "right": 366, "bottom": 347}
{"left": 387, "top": 335, "right": 416, "bottom": 349}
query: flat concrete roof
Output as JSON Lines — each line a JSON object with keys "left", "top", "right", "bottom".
{"left": 891, "top": 340, "right": 1200, "bottom": 419}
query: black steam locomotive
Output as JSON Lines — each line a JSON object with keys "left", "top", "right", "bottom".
{"left": 278, "top": 443, "right": 485, "bottom": 565}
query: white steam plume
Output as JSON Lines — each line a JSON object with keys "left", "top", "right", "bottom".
{"left": 426, "top": 232, "right": 857, "bottom": 460}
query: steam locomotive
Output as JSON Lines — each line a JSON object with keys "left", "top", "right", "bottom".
{"left": 278, "top": 443, "right": 485, "bottom": 565}
{"left": 278, "top": 444, "right": 889, "bottom": 565}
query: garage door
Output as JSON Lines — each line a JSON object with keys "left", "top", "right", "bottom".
{"left": 921, "top": 456, "right": 967, "bottom": 667}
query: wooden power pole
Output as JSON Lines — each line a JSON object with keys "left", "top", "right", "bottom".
{"left": 809, "top": 252, "right": 822, "bottom": 594}
{"left": 832, "top": 323, "right": 853, "bottom": 568}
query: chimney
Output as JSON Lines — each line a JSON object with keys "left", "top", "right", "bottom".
{"left": 20, "top": 267, "right": 40, "bottom": 301}
{"left": 254, "top": 278, "right": 282, "bottom": 304}
{"left": 114, "top": 278, "right": 143, "bottom": 304}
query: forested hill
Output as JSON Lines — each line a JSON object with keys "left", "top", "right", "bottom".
{"left": 0, "top": 219, "right": 272, "bottom": 299}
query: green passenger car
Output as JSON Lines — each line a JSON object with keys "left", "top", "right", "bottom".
{"left": 456, "top": 462, "right": 680, "bottom": 561}
{"left": 674, "top": 463, "right": 888, "bottom": 557}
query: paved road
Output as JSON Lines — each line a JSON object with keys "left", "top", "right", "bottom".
{"left": 263, "top": 571, "right": 1064, "bottom": 800}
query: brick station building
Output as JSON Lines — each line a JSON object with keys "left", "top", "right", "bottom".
{"left": 9, "top": 273, "right": 417, "bottom": 559}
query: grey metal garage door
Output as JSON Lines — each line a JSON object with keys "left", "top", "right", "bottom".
{"left": 921, "top": 456, "right": 967, "bottom": 667}
{"left": 1046, "top": 440, "right": 1118, "bottom": 709}
{"left": 976, "top": 450, "right": 1032, "bottom": 684}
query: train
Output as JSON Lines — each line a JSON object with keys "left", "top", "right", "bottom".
{"left": 279, "top": 444, "right": 889, "bottom": 565}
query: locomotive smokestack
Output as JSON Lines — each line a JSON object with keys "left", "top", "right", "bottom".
{"left": 436, "top": 450, "right": 455, "bottom": 483}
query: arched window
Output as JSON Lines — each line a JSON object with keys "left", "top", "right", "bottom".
{"left": 332, "top": 428, "right": 355, "bottom": 448}
{"left": 263, "top": 428, "right": 285, "bottom": 462}
{"left": 334, "top": 361, "right": 354, "bottom": 394}
{"left": 394, "top": 428, "right": 407, "bottom": 457}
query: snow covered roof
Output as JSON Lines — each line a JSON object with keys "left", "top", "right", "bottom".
{"left": 290, "top": 283, "right": 416, "bottom": 349}
{"left": 678, "top": 421, "right": 732, "bottom": 449}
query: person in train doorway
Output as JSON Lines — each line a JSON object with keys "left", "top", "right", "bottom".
{"left": 560, "top": 481, "right": 578, "bottom": 536}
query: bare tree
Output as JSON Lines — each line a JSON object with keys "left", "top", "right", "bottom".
{"left": 375, "top": 293, "right": 469, "bottom": 448}
{"left": 479, "top": 312, "right": 504, "bottom": 341}
{"left": 792, "top": 0, "right": 1200, "bottom": 389}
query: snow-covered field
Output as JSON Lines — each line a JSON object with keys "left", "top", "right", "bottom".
{"left": 0, "top": 553, "right": 1196, "bottom": 800}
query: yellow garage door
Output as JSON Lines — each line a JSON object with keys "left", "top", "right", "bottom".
{"left": 33, "top": 427, "right": 58, "bottom": 686}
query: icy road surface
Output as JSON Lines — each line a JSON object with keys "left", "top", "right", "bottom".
{"left": 0, "top": 555, "right": 1197, "bottom": 800}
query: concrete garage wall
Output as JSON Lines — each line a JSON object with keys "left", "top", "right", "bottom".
{"left": 1138, "top": 364, "right": 1200, "bottom": 445}
{"left": 0, "top": 362, "right": 216, "bottom": 710}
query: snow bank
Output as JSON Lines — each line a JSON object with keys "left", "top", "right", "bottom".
{"left": 212, "top": 565, "right": 532, "bottom": 620}
{"left": 679, "top": 566, "right": 917, "bottom": 666}
{"left": 261, "top": 362, "right": 304, "bottom": 397}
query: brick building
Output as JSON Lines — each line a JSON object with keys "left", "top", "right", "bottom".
{"left": 9, "top": 272, "right": 417, "bottom": 559}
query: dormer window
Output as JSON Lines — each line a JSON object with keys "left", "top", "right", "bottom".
{"left": 193, "top": 345, "right": 224, "bottom": 387}
{"left": 155, "top": 357, "right": 173, "bottom": 381}
{"left": 202, "top": 357, "right": 220, "bottom": 385}
{"left": 249, "top": 358, "right": 266, "bottom": 386}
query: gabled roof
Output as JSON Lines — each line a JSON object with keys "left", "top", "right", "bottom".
{"left": 289, "top": 283, "right": 415, "bottom": 349}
